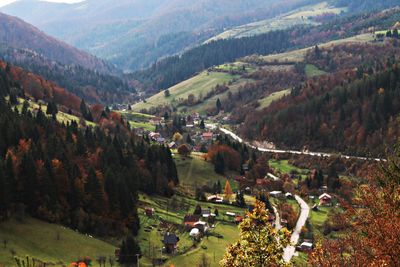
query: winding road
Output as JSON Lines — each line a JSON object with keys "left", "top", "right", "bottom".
{"left": 206, "top": 124, "right": 385, "bottom": 162}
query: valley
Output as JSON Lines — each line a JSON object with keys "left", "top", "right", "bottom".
{"left": 0, "top": 1, "right": 400, "bottom": 267}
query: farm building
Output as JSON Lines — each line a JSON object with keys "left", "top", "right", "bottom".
{"left": 145, "top": 207, "right": 155, "bottom": 216}
{"left": 319, "top": 193, "right": 332, "bottom": 206}
{"left": 183, "top": 215, "right": 200, "bottom": 229}
{"left": 270, "top": 191, "right": 283, "bottom": 198}
{"left": 163, "top": 232, "right": 179, "bottom": 253}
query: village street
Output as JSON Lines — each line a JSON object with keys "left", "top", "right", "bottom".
{"left": 283, "top": 195, "right": 310, "bottom": 262}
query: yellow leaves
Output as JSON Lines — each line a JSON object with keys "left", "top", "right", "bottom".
{"left": 220, "top": 201, "right": 291, "bottom": 267}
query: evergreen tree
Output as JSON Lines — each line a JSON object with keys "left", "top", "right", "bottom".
{"left": 214, "top": 152, "right": 225, "bottom": 174}
{"left": 118, "top": 235, "right": 141, "bottom": 265}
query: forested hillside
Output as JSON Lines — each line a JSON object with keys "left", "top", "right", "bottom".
{"left": 0, "top": 46, "right": 135, "bottom": 104}
{"left": 132, "top": 7, "right": 400, "bottom": 95}
{"left": 0, "top": 64, "right": 178, "bottom": 237}
{"left": 241, "top": 43, "right": 400, "bottom": 156}
{"left": 0, "top": 12, "right": 114, "bottom": 74}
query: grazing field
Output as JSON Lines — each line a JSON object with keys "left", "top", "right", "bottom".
{"left": 257, "top": 89, "right": 291, "bottom": 110}
{"left": 0, "top": 217, "right": 116, "bottom": 266}
{"left": 132, "top": 71, "right": 237, "bottom": 112}
{"left": 305, "top": 64, "right": 327, "bottom": 77}
{"left": 137, "top": 193, "right": 247, "bottom": 267}
{"left": 309, "top": 206, "right": 332, "bottom": 237}
{"left": 269, "top": 159, "right": 309, "bottom": 176}
{"left": 261, "top": 33, "right": 374, "bottom": 63}
{"left": 174, "top": 153, "right": 239, "bottom": 191}
{"left": 207, "top": 2, "right": 345, "bottom": 42}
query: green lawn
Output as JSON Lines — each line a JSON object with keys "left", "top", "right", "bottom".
{"left": 168, "top": 223, "right": 239, "bottom": 267}
{"left": 257, "top": 89, "right": 291, "bottom": 110}
{"left": 0, "top": 217, "right": 116, "bottom": 266}
{"left": 269, "top": 159, "right": 308, "bottom": 176}
{"left": 309, "top": 206, "right": 331, "bottom": 237}
{"left": 305, "top": 64, "right": 327, "bottom": 77}
{"left": 129, "top": 121, "right": 155, "bottom": 132}
{"left": 175, "top": 153, "right": 239, "bottom": 191}
{"left": 132, "top": 71, "right": 237, "bottom": 113}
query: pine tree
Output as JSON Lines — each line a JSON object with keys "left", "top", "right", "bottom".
{"left": 224, "top": 180, "right": 233, "bottom": 201}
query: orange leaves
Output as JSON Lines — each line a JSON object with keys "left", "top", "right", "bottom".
{"left": 207, "top": 144, "right": 241, "bottom": 171}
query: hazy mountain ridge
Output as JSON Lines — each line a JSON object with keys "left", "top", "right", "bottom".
{"left": 0, "top": 12, "right": 115, "bottom": 74}
{"left": 0, "top": 0, "right": 319, "bottom": 71}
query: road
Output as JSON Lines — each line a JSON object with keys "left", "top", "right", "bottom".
{"left": 206, "top": 124, "right": 385, "bottom": 162}
{"left": 283, "top": 195, "right": 310, "bottom": 262}
{"left": 273, "top": 206, "right": 282, "bottom": 230}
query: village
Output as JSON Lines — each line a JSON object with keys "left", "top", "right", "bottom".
{"left": 118, "top": 109, "right": 340, "bottom": 266}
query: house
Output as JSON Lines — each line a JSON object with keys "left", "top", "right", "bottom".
{"left": 194, "top": 221, "right": 208, "bottom": 234}
{"left": 311, "top": 204, "right": 319, "bottom": 211}
{"left": 207, "top": 195, "right": 223, "bottom": 203}
{"left": 202, "top": 132, "right": 213, "bottom": 141}
{"left": 299, "top": 242, "right": 313, "bottom": 251}
{"left": 156, "top": 137, "right": 165, "bottom": 144}
{"left": 242, "top": 164, "right": 249, "bottom": 172}
{"left": 319, "top": 193, "right": 332, "bottom": 206}
{"left": 201, "top": 208, "right": 211, "bottom": 218}
{"left": 235, "top": 216, "right": 243, "bottom": 224}
{"left": 168, "top": 141, "right": 177, "bottom": 149}
{"left": 183, "top": 215, "right": 200, "bottom": 229}
{"left": 256, "top": 179, "right": 268, "bottom": 186}
{"left": 163, "top": 232, "right": 179, "bottom": 253}
{"left": 145, "top": 207, "right": 155, "bottom": 216}
{"left": 270, "top": 191, "right": 283, "bottom": 198}
{"left": 285, "top": 192, "right": 294, "bottom": 199}
{"left": 189, "top": 228, "right": 201, "bottom": 240}
{"left": 149, "top": 132, "right": 161, "bottom": 140}
{"left": 226, "top": 212, "right": 236, "bottom": 217}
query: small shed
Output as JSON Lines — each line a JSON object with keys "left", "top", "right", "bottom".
{"left": 319, "top": 193, "right": 332, "bottom": 206}
{"left": 300, "top": 242, "right": 313, "bottom": 251}
{"left": 145, "top": 207, "right": 155, "bottom": 216}
{"left": 270, "top": 191, "right": 283, "bottom": 198}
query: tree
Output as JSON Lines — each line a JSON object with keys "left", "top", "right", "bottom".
{"left": 194, "top": 204, "right": 202, "bottom": 215}
{"left": 224, "top": 180, "right": 233, "bottom": 201}
{"left": 309, "top": 146, "right": 400, "bottom": 266}
{"left": 173, "top": 132, "right": 183, "bottom": 142}
{"left": 177, "top": 144, "right": 191, "bottom": 157}
{"left": 235, "top": 191, "right": 246, "bottom": 207}
{"left": 164, "top": 89, "right": 171, "bottom": 97}
{"left": 214, "top": 152, "right": 225, "bottom": 174}
{"left": 216, "top": 98, "right": 222, "bottom": 113}
{"left": 118, "top": 235, "right": 141, "bottom": 265}
{"left": 220, "top": 201, "right": 291, "bottom": 267}
{"left": 199, "top": 119, "right": 205, "bottom": 129}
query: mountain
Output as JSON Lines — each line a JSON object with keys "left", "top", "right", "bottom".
{"left": 0, "top": 0, "right": 319, "bottom": 71}
{"left": 0, "top": 12, "right": 114, "bottom": 74}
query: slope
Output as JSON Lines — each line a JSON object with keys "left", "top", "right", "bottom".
{"left": 0, "top": 217, "right": 116, "bottom": 266}
{"left": 0, "top": 12, "right": 113, "bottom": 74}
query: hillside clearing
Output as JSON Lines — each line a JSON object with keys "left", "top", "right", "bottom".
{"left": 132, "top": 71, "right": 237, "bottom": 112}
{"left": 305, "top": 64, "right": 327, "bottom": 77}
{"left": 257, "top": 89, "right": 291, "bottom": 110}
{"left": 0, "top": 217, "right": 116, "bottom": 266}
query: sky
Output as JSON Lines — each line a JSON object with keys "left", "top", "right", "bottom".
{"left": 0, "top": 0, "right": 84, "bottom": 7}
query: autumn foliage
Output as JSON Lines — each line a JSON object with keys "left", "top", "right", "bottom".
{"left": 309, "top": 146, "right": 400, "bottom": 266}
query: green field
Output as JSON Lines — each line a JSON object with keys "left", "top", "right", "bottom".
{"left": 207, "top": 2, "right": 345, "bottom": 42}
{"left": 257, "top": 89, "right": 291, "bottom": 110}
{"left": 132, "top": 71, "right": 237, "bottom": 113}
{"left": 305, "top": 64, "right": 327, "bottom": 77}
{"left": 16, "top": 98, "right": 97, "bottom": 127}
{"left": 137, "top": 193, "right": 247, "bottom": 267}
{"left": 174, "top": 152, "right": 240, "bottom": 193}
{"left": 269, "top": 159, "right": 309, "bottom": 176}
{"left": 309, "top": 206, "right": 331, "bottom": 238}
{"left": 261, "top": 33, "right": 374, "bottom": 64}
{"left": 0, "top": 218, "right": 116, "bottom": 266}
